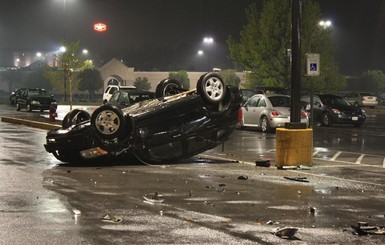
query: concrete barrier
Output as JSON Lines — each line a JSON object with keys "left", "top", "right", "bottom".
{"left": 1, "top": 117, "right": 61, "bottom": 130}
{"left": 275, "top": 128, "right": 313, "bottom": 167}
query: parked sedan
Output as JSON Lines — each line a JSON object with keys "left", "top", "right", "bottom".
{"left": 44, "top": 73, "right": 242, "bottom": 163}
{"left": 16, "top": 88, "right": 56, "bottom": 112}
{"left": 343, "top": 92, "right": 378, "bottom": 108}
{"left": 237, "top": 94, "right": 308, "bottom": 133}
{"left": 301, "top": 94, "right": 366, "bottom": 127}
{"left": 106, "top": 89, "right": 156, "bottom": 108}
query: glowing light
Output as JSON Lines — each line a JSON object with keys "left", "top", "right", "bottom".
{"left": 94, "top": 23, "right": 107, "bottom": 32}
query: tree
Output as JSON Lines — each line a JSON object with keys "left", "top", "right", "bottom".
{"left": 359, "top": 70, "right": 385, "bottom": 92}
{"left": 219, "top": 70, "right": 241, "bottom": 87}
{"left": 227, "top": 0, "right": 345, "bottom": 92}
{"left": 168, "top": 70, "right": 190, "bottom": 89}
{"left": 45, "top": 41, "right": 87, "bottom": 109}
{"left": 77, "top": 68, "right": 103, "bottom": 102}
{"left": 0, "top": 68, "right": 23, "bottom": 92}
{"left": 134, "top": 76, "right": 151, "bottom": 90}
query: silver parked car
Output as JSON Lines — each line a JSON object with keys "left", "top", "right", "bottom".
{"left": 343, "top": 92, "right": 378, "bottom": 108}
{"left": 237, "top": 94, "right": 308, "bottom": 133}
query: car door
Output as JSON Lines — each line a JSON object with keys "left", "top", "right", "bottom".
{"left": 243, "top": 95, "right": 261, "bottom": 126}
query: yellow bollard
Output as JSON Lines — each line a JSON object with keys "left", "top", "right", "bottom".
{"left": 275, "top": 128, "right": 313, "bottom": 167}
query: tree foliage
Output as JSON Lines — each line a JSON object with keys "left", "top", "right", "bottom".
{"left": 134, "top": 76, "right": 151, "bottom": 90}
{"left": 77, "top": 68, "right": 103, "bottom": 101}
{"left": 0, "top": 69, "right": 24, "bottom": 92}
{"left": 219, "top": 70, "right": 241, "bottom": 87}
{"left": 227, "top": 0, "right": 345, "bottom": 93}
{"left": 359, "top": 70, "right": 385, "bottom": 92}
{"left": 168, "top": 70, "right": 190, "bottom": 89}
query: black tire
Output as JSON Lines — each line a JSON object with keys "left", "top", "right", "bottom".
{"left": 16, "top": 102, "right": 21, "bottom": 111}
{"left": 155, "top": 79, "right": 182, "bottom": 98}
{"left": 62, "top": 109, "right": 91, "bottom": 129}
{"left": 321, "top": 112, "right": 332, "bottom": 127}
{"left": 260, "top": 116, "right": 272, "bottom": 133}
{"left": 91, "top": 105, "right": 126, "bottom": 139}
{"left": 197, "top": 73, "right": 226, "bottom": 105}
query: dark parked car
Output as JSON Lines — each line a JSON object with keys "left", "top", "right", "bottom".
{"left": 44, "top": 73, "right": 242, "bottom": 163}
{"left": 105, "top": 89, "right": 156, "bottom": 108}
{"left": 10, "top": 88, "right": 25, "bottom": 105}
{"left": 16, "top": 88, "right": 56, "bottom": 112}
{"left": 301, "top": 94, "right": 366, "bottom": 127}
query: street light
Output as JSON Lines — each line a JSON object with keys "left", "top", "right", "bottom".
{"left": 319, "top": 20, "right": 332, "bottom": 29}
{"left": 203, "top": 37, "right": 214, "bottom": 71}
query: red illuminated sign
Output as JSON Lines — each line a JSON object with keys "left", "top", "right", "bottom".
{"left": 94, "top": 23, "right": 107, "bottom": 32}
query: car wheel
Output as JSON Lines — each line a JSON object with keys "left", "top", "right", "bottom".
{"left": 321, "top": 112, "right": 332, "bottom": 127}
{"left": 155, "top": 79, "right": 182, "bottom": 98}
{"left": 16, "top": 103, "right": 21, "bottom": 111}
{"left": 91, "top": 105, "right": 126, "bottom": 139}
{"left": 260, "top": 116, "right": 272, "bottom": 133}
{"left": 197, "top": 73, "right": 226, "bottom": 105}
{"left": 27, "top": 103, "right": 32, "bottom": 112}
{"left": 62, "top": 109, "right": 91, "bottom": 129}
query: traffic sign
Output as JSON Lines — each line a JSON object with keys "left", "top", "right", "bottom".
{"left": 306, "top": 53, "right": 320, "bottom": 76}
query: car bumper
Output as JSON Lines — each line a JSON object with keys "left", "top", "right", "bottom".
{"left": 270, "top": 117, "right": 308, "bottom": 128}
{"left": 333, "top": 114, "right": 366, "bottom": 124}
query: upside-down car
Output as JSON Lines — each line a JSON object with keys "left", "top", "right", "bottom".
{"left": 44, "top": 73, "right": 242, "bottom": 163}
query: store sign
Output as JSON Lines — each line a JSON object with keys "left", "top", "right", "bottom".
{"left": 94, "top": 23, "right": 107, "bottom": 32}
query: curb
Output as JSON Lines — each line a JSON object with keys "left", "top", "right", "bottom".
{"left": 1, "top": 117, "right": 61, "bottom": 130}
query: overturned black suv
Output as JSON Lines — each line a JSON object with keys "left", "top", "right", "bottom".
{"left": 44, "top": 73, "right": 242, "bottom": 163}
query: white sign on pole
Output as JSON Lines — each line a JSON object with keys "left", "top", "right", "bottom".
{"left": 306, "top": 53, "right": 320, "bottom": 76}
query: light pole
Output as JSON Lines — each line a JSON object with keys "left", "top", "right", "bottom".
{"left": 203, "top": 37, "right": 214, "bottom": 71}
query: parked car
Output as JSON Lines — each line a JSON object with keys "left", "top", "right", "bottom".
{"left": 343, "top": 92, "right": 378, "bottom": 108}
{"left": 9, "top": 88, "right": 25, "bottom": 105}
{"left": 103, "top": 85, "right": 136, "bottom": 103}
{"left": 237, "top": 94, "right": 308, "bottom": 133}
{"left": 301, "top": 94, "right": 366, "bottom": 127}
{"left": 106, "top": 89, "right": 156, "bottom": 108}
{"left": 44, "top": 73, "right": 242, "bottom": 163}
{"left": 16, "top": 88, "right": 56, "bottom": 112}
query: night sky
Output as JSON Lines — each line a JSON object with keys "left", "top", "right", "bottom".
{"left": 1, "top": 0, "right": 384, "bottom": 75}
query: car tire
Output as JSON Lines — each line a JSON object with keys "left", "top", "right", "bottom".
{"left": 321, "top": 112, "right": 332, "bottom": 127}
{"left": 62, "top": 109, "right": 91, "bottom": 129}
{"left": 16, "top": 102, "right": 21, "bottom": 111}
{"left": 260, "top": 116, "right": 272, "bottom": 133}
{"left": 197, "top": 73, "right": 226, "bottom": 105}
{"left": 91, "top": 105, "right": 126, "bottom": 139}
{"left": 155, "top": 79, "right": 182, "bottom": 98}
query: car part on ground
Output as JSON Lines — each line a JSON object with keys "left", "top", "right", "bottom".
{"left": 44, "top": 72, "right": 242, "bottom": 164}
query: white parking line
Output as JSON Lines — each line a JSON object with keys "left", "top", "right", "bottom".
{"left": 313, "top": 150, "right": 319, "bottom": 156}
{"left": 355, "top": 154, "right": 365, "bottom": 164}
{"left": 383, "top": 158, "right": 385, "bottom": 168}
{"left": 330, "top": 151, "right": 342, "bottom": 161}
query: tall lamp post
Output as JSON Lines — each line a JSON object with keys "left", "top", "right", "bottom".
{"left": 203, "top": 37, "right": 214, "bottom": 72}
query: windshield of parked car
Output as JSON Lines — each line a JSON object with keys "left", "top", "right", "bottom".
{"left": 28, "top": 90, "right": 46, "bottom": 96}
{"left": 320, "top": 96, "right": 351, "bottom": 107}
{"left": 268, "top": 96, "right": 290, "bottom": 107}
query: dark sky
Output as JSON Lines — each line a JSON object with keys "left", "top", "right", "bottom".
{"left": 1, "top": 0, "right": 385, "bottom": 74}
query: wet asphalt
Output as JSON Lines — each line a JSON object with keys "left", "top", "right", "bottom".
{"left": 1, "top": 104, "right": 385, "bottom": 244}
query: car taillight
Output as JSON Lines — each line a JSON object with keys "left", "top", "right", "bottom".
{"left": 271, "top": 111, "right": 280, "bottom": 117}
{"left": 238, "top": 108, "right": 243, "bottom": 122}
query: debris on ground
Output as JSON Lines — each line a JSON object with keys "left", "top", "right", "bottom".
{"left": 273, "top": 227, "right": 299, "bottom": 239}
{"left": 255, "top": 160, "right": 271, "bottom": 167}
{"left": 237, "top": 175, "right": 248, "bottom": 180}
{"left": 277, "top": 165, "right": 312, "bottom": 170}
{"left": 351, "top": 222, "right": 385, "bottom": 235}
{"left": 101, "top": 214, "right": 123, "bottom": 223}
{"left": 284, "top": 176, "right": 309, "bottom": 183}
{"left": 143, "top": 192, "right": 165, "bottom": 204}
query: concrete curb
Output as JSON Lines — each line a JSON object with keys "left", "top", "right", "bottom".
{"left": 1, "top": 117, "right": 61, "bottom": 130}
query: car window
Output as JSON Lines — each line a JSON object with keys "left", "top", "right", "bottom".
{"left": 269, "top": 96, "right": 290, "bottom": 107}
{"left": 257, "top": 98, "right": 266, "bottom": 107}
{"left": 246, "top": 96, "right": 260, "bottom": 107}
{"left": 109, "top": 87, "right": 118, "bottom": 95}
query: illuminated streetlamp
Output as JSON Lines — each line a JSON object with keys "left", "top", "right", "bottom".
{"left": 203, "top": 37, "right": 214, "bottom": 71}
